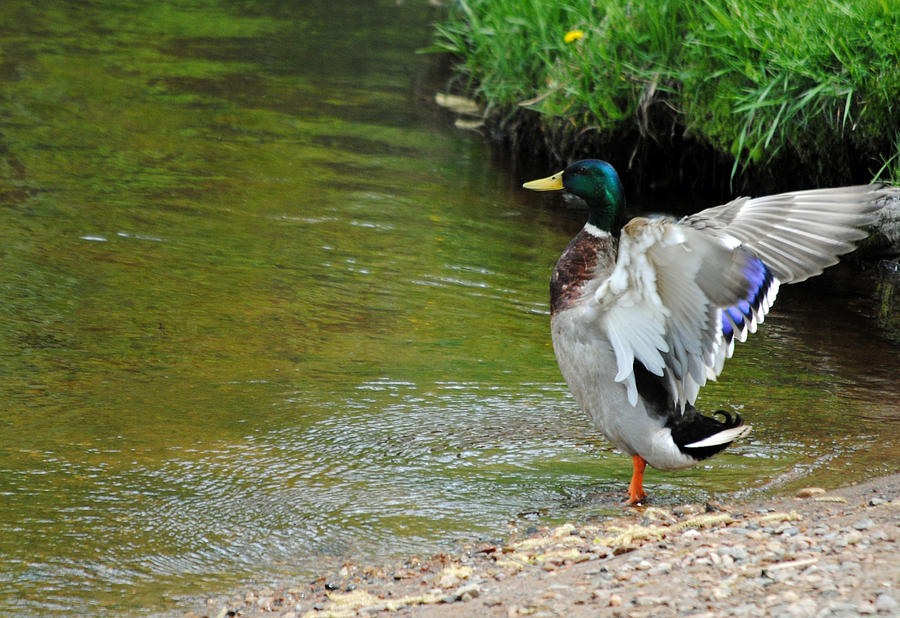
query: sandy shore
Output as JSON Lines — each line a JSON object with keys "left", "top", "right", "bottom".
{"left": 188, "top": 474, "right": 900, "bottom": 618}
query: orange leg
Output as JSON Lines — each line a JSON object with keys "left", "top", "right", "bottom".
{"left": 627, "top": 455, "right": 647, "bottom": 505}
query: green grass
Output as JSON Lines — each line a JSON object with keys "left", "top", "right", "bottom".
{"left": 432, "top": 0, "right": 900, "bottom": 185}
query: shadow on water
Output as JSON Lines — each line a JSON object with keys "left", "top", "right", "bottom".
{"left": 0, "top": 1, "right": 897, "bottom": 615}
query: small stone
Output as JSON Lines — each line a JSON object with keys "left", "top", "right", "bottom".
{"left": 858, "top": 601, "right": 877, "bottom": 614}
{"left": 828, "top": 601, "right": 858, "bottom": 614}
{"left": 454, "top": 583, "right": 481, "bottom": 601}
{"left": 649, "top": 562, "right": 672, "bottom": 575}
{"left": 439, "top": 574, "right": 459, "bottom": 588}
{"left": 732, "top": 604, "right": 759, "bottom": 617}
{"left": 635, "top": 595, "right": 659, "bottom": 607}
{"left": 729, "top": 545, "right": 750, "bottom": 561}
{"left": 875, "top": 594, "right": 899, "bottom": 613}
{"left": 871, "top": 529, "right": 890, "bottom": 541}
{"left": 785, "top": 597, "right": 817, "bottom": 617}
{"left": 782, "top": 590, "right": 800, "bottom": 603}
{"left": 712, "top": 587, "right": 730, "bottom": 600}
{"left": 796, "top": 487, "right": 826, "bottom": 498}
{"left": 869, "top": 497, "right": 886, "bottom": 506}
{"left": 609, "top": 593, "right": 623, "bottom": 607}
{"left": 853, "top": 518, "right": 876, "bottom": 531}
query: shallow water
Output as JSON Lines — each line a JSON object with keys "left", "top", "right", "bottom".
{"left": 0, "top": 1, "right": 897, "bottom": 615}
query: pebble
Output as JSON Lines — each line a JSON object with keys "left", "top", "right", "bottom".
{"left": 853, "top": 518, "right": 876, "bottom": 531}
{"left": 730, "top": 545, "right": 750, "bottom": 561}
{"left": 454, "top": 583, "right": 481, "bottom": 601}
{"left": 875, "top": 594, "right": 898, "bottom": 613}
{"left": 634, "top": 595, "right": 659, "bottom": 607}
{"left": 591, "top": 589, "right": 610, "bottom": 602}
{"left": 796, "top": 487, "right": 827, "bottom": 498}
{"left": 785, "top": 597, "right": 818, "bottom": 617}
{"left": 649, "top": 561, "right": 672, "bottom": 575}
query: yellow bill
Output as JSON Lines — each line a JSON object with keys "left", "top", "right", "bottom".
{"left": 522, "top": 171, "right": 564, "bottom": 191}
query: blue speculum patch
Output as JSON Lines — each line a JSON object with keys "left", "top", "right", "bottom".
{"left": 721, "top": 256, "right": 774, "bottom": 341}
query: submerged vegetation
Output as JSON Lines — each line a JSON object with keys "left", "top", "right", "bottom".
{"left": 432, "top": 0, "right": 900, "bottom": 190}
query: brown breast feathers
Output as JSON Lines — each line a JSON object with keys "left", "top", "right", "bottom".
{"left": 550, "top": 230, "right": 616, "bottom": 315}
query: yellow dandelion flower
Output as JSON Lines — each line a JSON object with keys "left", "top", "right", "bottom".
{"left": 564, "top": 29, "right": 584, "bottom": 44}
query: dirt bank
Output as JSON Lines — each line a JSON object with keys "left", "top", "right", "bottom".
{"left": 188, "top": 474, "right": 900, "bottom": 618}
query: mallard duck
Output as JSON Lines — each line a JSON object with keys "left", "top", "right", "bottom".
{"left": 524, "top": 159, "right": 889, "bottom": 504}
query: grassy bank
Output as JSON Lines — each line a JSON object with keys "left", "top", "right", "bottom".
{"left": 432, "top": 0, "right": 900, "bottom": 191}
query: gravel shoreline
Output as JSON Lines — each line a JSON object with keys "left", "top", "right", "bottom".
{"left": 189, "top": 474, "right": 900, "bottom": 618}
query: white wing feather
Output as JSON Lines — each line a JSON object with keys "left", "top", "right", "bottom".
{"left": 594, "top": 183, "right": 886, "bottom": 411}
{"left": 598, "top": 218, "right": 746, "bottom": 408}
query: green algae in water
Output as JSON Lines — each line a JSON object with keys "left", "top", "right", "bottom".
{"left": 0, "top": 0, "right": 898, "bottom": 615}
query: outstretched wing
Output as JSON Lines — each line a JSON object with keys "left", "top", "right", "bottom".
{"left": 684, "top": 185, "right": 885, "bottom": 283}
{"left": 597, "top": 184, "right": 886, "bottom": 410}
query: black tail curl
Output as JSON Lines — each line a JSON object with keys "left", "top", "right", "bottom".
{"left": 669, "top": 408, "right": 745, "bottom": 461}
{"left": 712, "top": 409, "right": 743, "bottom": 428}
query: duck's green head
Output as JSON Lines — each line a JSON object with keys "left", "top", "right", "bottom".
{"left": 523, "top": 159, "right": 625, "bottom": 233}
